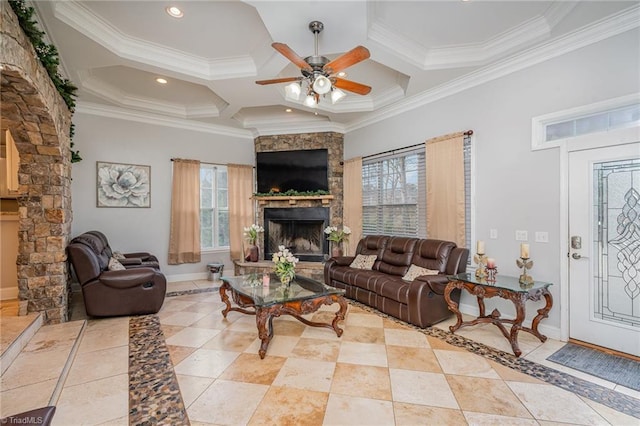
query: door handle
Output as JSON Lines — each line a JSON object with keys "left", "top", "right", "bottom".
{"left": 571, "top": 253, "right": 587, "bottom": 260}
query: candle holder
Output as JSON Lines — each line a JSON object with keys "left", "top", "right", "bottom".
{"left": 516, "top": 257, "right": 534, "bottom": 286}
{"left": 474, "top": 253, "right": 488, "bottom": 279}
{"left": 486, "top": 266, "right": 497, "bottom": 282}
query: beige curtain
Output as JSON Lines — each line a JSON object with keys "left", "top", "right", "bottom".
{"left": 168, "top": 159, "right": 201, "bottom": 264}
{"left": 228, "top": 164, "right": 254, "bottom": 261}
{"left": 426, "top": 132, "right": 466, "bottom": 248}
{"left": 343, "top": 157, "right": 362, "bottom": 256}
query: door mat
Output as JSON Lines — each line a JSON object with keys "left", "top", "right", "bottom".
{"left": 547, "top": 342, "right": 640, "bottom": 391}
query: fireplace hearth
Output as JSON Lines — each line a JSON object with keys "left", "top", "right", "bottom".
{"left": 264, "top": 207, "right": 329, "bottom": 262}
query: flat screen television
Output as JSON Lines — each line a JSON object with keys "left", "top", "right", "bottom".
{"left": 256, "top": 149, "right": 329, "bottom": 193}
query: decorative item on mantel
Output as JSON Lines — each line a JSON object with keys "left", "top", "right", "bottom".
{"left": 516, "top": 243, "right": 534, "bottom": 287}
{"left": 243, "top": 224, "right": 264, "bottom": 262}
{"left": 325, "top": 225, "right": 351, "bottom": 257}
{"left": 474, "top": 240, "right": 488, "bottom": 279}
{"left": 272, "top": 245, "right": 299, "bottom": 285}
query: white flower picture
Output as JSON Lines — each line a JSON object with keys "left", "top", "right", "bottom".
{"left": 97, "top": 162, "right": 150, "bottom": 207}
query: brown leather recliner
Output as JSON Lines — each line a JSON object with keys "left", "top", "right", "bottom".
{"left": 84, "top": 230, "right": 160, "bottom": 269}
{"left": 67, "top": 232, "right": 166, "bottom": 317}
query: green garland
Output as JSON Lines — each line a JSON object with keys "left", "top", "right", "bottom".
{"left": 8, "top": 0, "right": 82, "bottom": 163}
{"left": 254, "top": 189, "right": 331, "bottom": 197}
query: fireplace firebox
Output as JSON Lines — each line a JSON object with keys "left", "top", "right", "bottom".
{"left": 264, "top": 207, "right": 329, "bottom": 262}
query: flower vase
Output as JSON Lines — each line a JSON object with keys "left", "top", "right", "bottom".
{"left": 331, "top": 243, "right": 343, "bottom": 258}
{"left": 245, "top": 244, "right": 259, "bottom": 262}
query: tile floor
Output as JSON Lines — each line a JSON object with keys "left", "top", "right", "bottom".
{"left": 1, "top": 279, "right": 638, "bottom": 425}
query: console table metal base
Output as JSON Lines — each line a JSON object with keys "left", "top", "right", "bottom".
{"left": 444, "top": 280, "right": 553, "bottom": 357}
{"left": 220, "top": 282, "right": 347, "bottom": 359}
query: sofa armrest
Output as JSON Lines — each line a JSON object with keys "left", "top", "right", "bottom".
{"left": 407, "top": 274, "right": 458, "bottom": 327}
{"left": 99, "top": 268, "right": 162, "bottom": 289}
{"left": 323, "top": 256, "right": 356, "bottom": 285}
{"left": 124, "top": 252, "right": 158, "bottom": 262}
{"left": 119, "top": 257, "right": 143, "bottom": 266}
{"left": 414, "top": 274, "right": 449, "bottom": 295}
{"left": 445, "top": 247, "right": 469, "bottom": 275}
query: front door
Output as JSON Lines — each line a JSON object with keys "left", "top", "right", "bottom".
{"left": 568, "top": 142, "right": 640, "bottom": 356}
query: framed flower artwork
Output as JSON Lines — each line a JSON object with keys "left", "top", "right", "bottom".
{"left": 96, "top": 161, "right": 151, "bottom": 207}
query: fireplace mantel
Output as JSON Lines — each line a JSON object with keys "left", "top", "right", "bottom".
{"left": 255, "top": 195, "right": 334, "bottom": 206}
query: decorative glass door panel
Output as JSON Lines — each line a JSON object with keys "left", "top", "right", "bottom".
{"left": 593, "top": 159, "right": 640, "bottom": 329}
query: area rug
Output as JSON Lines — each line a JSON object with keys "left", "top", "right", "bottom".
{"left": 547, "top": 342, "right": 640, "bottom": 392}
{"left": 129, "top": 315, "right": 189, "bottom": 426}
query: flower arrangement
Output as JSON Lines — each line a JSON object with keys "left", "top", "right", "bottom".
{"left": 324, "top": 225, "right": 352, "bottom": 243}
{"left": 243, "top": 224, "right": 264, "bottom": 245}
{"left": 272, "top": 245, "right": 299, "bottom": 285}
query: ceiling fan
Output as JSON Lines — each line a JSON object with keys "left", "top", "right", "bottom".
{"left": 256, "top": 21, "right": 371, "bottom": 107}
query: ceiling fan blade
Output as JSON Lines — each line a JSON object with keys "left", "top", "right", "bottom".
{"left": 272, "top": 43, "right": 312, "bottom": 72}
{"left": 324, "top": 46, "right": 370, "bottom": 74}
{"left": 255, "top": 77, "right": 302, "bottom": 85}
{"left": 333, "top": 78, "right": 371, "bottom": 95}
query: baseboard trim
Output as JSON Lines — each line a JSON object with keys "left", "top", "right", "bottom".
{"left": 0, "top": 286, "right": 18, "bottom": 301}
{"left": 165, "top": 272, "right": 209, "bottom": 283}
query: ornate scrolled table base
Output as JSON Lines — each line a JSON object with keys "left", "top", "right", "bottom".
{"left": 444, "top": 274, "right": 553, "bottom": 358}
{"left": 220, "top": 281, "right": 347, "bottom": 359}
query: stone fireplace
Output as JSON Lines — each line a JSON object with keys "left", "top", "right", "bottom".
{"left": 264, "top": 207, "right": 329, "bottom": 261}
{"left": 253, "top": 132, "right": 344, "bottom": 263}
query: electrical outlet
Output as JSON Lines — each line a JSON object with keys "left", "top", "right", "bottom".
{"left": 535, "top": 231, "right": 549, "bottom": 243}
{"left": 490, "top": 229, "right": 498, "bottom": 239}
{"left": 515, "top": 230, "right": 528, "bottom": 241}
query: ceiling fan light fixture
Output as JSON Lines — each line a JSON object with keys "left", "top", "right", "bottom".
{"left": 312, "top": 75, "right": 331, "bottom": 95}
{"left": 285, "top": 82, "right": 301, "bottom": 100}
{"left": 303, "top": 94, "right": 317, "bottom": 108}
{"left": 331, "top": 88, "right": 346, "bottom": 104}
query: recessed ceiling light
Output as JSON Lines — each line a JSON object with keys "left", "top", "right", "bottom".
{"left": 155, "top": 77, "right": 168, "bottom": 84}
{"left": 337, "top": 72, "right": 347, "bottom": 78}
{"left": 166, "top": 6, "right": 183, "bottom": 18}
{"left": 285, "top": 108, "right": 292, "bottom": 112}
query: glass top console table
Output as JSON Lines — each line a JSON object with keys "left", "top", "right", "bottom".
{"left": 444, "top": 272, "right": 553, "bottom": 357}
{"left": 220, "top": 273, "right": 347, "bottom": 359}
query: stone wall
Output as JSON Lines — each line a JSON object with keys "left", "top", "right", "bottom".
{"left": 254, "top": 132, "right": 344, "bottom": 260}
{"left": 1, "top": 4, "right": 73, "bottom": 323}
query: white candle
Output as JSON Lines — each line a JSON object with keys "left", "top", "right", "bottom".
{"left": 262, "top": 273, "right": 270, "bottom": 287}
{"left": 486, "top": 258, "right": 496, "bottom": 268}
{"left": 477, "top": 240, "right": 485, "bottom": 254}
{"left": 521, "top": 243, "right": 530, "bottom": 259}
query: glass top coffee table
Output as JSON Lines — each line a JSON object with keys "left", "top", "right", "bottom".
{"left": 220, "top": 273, "right": 347, "bottom": 359}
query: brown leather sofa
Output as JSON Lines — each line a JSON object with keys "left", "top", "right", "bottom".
{"left": 67, "top": 232, "right": 166, "bottom": 317}
{"left": 84, "top": 230, "right": 160, "bottom": 269}
{"left": 324, "top": 235, "right": 469, "bottom": 328}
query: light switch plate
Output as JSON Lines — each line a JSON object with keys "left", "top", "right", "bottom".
{"left": 515, "top": 230, "right": 528, "bottom": 241}
{"left": 535, "top": 231, "right": 549, "bottom": 243}
{"left": 490, "top": 229, "right": 498, "bottom": 239}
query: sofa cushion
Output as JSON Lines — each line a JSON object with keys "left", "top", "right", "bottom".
{"left": 410, "top": 239, "right": 456, "bottom": 273}
{"left": 402, "top": 264, "right": 439, "bottom": 281}
{"left": 349, "top": 254, "right": 377, "bottom": 270}
{"left": 109, "top": 257, "right": 126, "bottom": 271}
{"left": 377, "top": 237, "right": 418, "bottom": 276}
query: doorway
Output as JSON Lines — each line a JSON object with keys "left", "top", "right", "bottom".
{"left": 568, "top": 142, "right": 640, "bottom": 356}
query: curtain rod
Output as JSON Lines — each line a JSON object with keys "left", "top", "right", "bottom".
{"left": 170, "top": 158, "right": 224, "bottom": 166}
{"left": 362, "top": 130, "right": 473, "bottom": 160}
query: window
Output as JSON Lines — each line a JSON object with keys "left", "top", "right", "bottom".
{"left": 362, "top": 137, "right": 472, "bottom": 250}
{"left": 363, "top": 149, "right": 426, "bottom": 237}
{"left": 200, "top": 164, "right": 229, "bottom": 249}
{"left": 532, "top": 94, "right": 640, "bottom": 150}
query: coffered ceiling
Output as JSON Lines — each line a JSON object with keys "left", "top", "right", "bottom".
{"left": 32, "top": 1, "right": 639, "bottom": 136}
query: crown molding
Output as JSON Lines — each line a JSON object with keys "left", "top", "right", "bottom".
{"left": 369, "top": 13, "right": 551, "bottom": 70}
{"left": 76, "top": 102, "right": 253, "bottom": 139}
{"left": 80, "top": 72, "right": 220, "bottom": 118}
{"left": 53, "top": 1, "right": 256, "bottom": 80}
{"left": 249, "top": 121, "right": 346, "bottom": 138}
{"left": 346, "top": 5, "right": 640, "bottom": 132}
